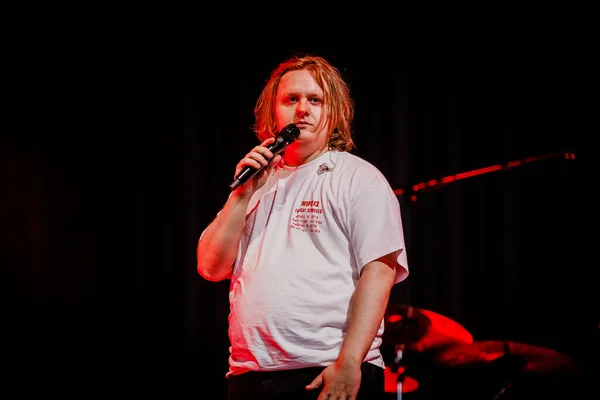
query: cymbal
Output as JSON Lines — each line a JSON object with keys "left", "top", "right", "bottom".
{"left": 432, "top": 340, "right": 579, "bottom": 374}
{"left": 383, "top": 304, "right": 473, "bottom": 352}
{"left": 384, "top": 366, "right": 419, "bottom": 393}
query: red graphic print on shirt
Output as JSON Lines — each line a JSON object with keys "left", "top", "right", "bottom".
{"left": 291, "top": 200, "right": 323, "bottom": 233}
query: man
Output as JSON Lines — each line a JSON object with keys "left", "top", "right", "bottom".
{"left": 197, "top": 54, "right": 409, "bottom": 399}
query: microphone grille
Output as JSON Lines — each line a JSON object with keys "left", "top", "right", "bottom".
{"left": 279, "top": 123, "right": 300, "bottom": 143}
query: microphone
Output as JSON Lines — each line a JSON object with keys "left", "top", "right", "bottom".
{"left": 317, "top": 163, "right": 330, "bottom": 175}
{"left": 229, "top": 123, "right": 300, "bottom": 190}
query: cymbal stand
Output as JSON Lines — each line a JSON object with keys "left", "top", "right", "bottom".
{"left": 391, "top": 344, "right": 406, "bottom": 400}
{"left": 491, "top": 381, "right": 512, "bottom": 400}
{"left": 490, "top": 342, "right": 527, "bottom": 400}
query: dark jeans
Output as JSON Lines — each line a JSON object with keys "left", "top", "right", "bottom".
{"left": 228, "top": 362, "right": 384, "bottom": 399}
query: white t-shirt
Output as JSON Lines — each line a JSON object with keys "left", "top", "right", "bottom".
{"left": 224, "top": 150, "right": 409, "bottom": 376}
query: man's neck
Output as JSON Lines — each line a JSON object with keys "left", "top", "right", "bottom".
{"left": 283, "top": 147, "right": 329, "bottom": 167}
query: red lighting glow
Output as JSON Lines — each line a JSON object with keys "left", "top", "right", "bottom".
{"left": 394, "top": 150, "right": 574, "bottom": 196}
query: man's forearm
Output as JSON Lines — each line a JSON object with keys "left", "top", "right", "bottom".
{"left": 337, "top": 256, "right": 397, "bottom": 366}
{"left": 197, "top": 192, "right": 252, "bottom": 281}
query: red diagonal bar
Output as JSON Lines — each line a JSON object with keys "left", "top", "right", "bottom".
{"left": 394, "top": 150, "right": 574, "bottom": 197}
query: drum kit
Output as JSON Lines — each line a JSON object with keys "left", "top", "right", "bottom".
{"left": 381, "top": 303, "right": 580, "bottom": 399}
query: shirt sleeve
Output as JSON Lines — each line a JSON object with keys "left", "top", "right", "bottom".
{"left": 347, "top": 183, "right": 409, "bottom": 284}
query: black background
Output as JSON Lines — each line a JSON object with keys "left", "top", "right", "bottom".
{"left": 1, "top": 15, "right": 593, "bottom": 398}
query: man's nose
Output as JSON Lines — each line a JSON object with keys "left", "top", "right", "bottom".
{"left": 296, "top": 100, "right": 309, "bottom": 117}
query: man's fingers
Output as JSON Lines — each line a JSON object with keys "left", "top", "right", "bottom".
{"left": 305, "top": 374, "right": 323, "bottom": 391}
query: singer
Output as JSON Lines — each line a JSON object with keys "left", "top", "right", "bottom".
{"left": 197, "top": 54, "right": 409, "bottom": 399}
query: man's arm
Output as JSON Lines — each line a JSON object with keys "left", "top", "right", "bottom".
{"left": 338, "top": 252, "right": 397, "bottom": 366}
{"left": 197, "top": 137, "right": 281, "bottom": 282}
{"left": 306, "top": 252, "right": 398, "bottom": 396}
{"left": 196, "top": 191, "right": 252, "bottom": 282}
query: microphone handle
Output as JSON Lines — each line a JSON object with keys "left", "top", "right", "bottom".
{"left": 228, "top": 139, "right": 284, "bottom": 191}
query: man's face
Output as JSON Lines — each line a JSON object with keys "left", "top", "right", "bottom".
{"left": 275, "top": 69, "right": 328, "bottom": 152}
